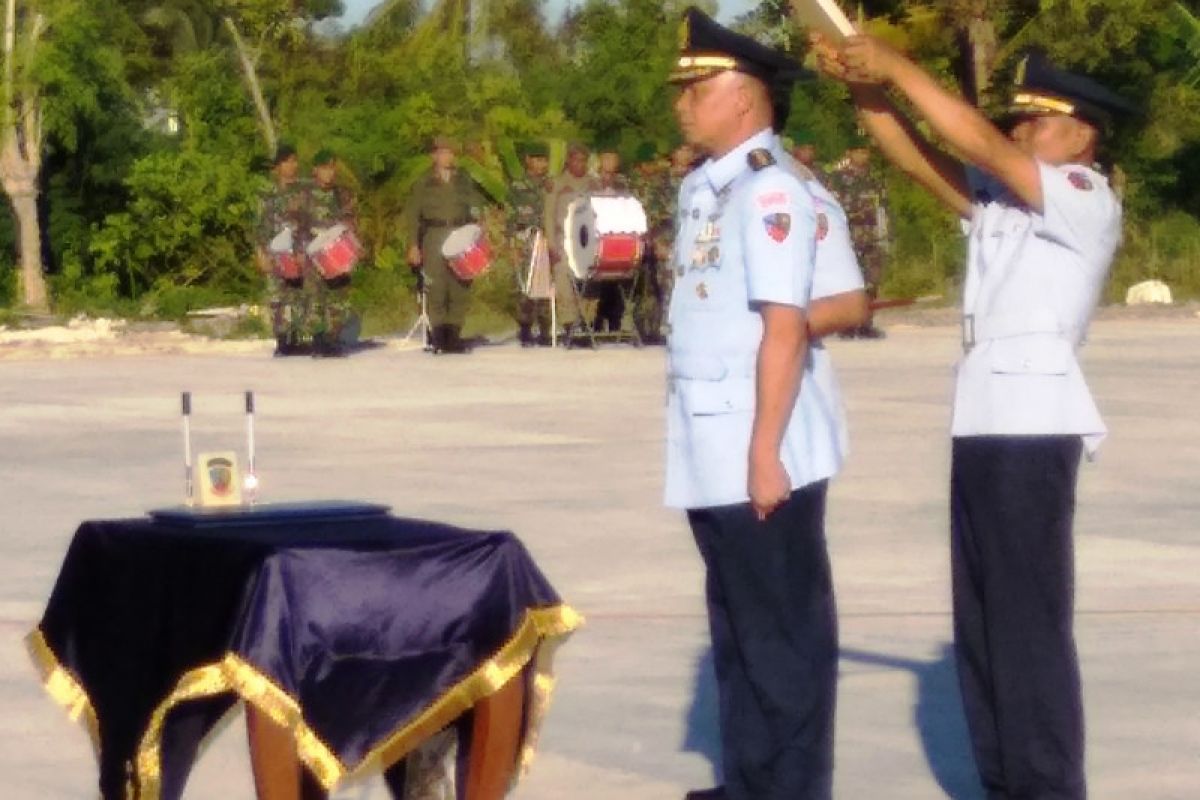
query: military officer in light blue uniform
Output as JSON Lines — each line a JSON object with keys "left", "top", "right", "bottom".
{"left": 812, "top": 34, "right": 1137, "bottom": 800}
{"left": 666, "top": 10, "right": 867, "bottom": 800}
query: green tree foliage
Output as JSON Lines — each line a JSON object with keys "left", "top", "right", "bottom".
{"left": 88, "top": 149, "right": 264, "bottom": 308}
{"left": 7, "top": 0, "right": 1200, "bottom": 317}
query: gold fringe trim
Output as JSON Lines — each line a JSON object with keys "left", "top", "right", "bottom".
{"left": 31, "top": 604, "right": 583, "bottom": 799}
{"left": 25, "top": 628, "right": 101, "bottom": 760}
{"left": 134, "top": 664, "right": 231, "bottom": 799}
{"left": 352, "top": 604, "right": 583, "bottom": 784}
{"left": 220, "top": 653, "right": 344, "bottom": 789}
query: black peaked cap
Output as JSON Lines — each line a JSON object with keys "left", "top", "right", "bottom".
{"left": 1009, "top": 50, "right": 1138, "bottom": 128}
{"left": 669, "top": 6, "right": 802, "bottom": 86}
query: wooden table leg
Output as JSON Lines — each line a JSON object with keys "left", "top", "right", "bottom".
{"left": 246, "top": 705, "right": 328, "bottom": 800}
{"left": 464, "top": 675, "right": 527, "bottom": 800}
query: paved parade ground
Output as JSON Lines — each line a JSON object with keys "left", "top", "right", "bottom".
{"left": 1, "top": 313, "right": 1197, "bottom": 799}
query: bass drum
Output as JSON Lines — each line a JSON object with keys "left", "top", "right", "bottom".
{"left": 564, "top": 194, "right": 647, "bottom": 282}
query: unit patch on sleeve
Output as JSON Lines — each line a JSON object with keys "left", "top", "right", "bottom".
{"left": 1067, "top": 171, "right": 1093, "bottom": 191}
{"left": 815, "top": 212, "right": 829, "bottom": 242}
{"left": 763, "top": 213, "right": 791, "bottom": 243}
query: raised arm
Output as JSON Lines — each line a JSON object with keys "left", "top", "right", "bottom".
{"left": 811, "top": 34, "right": 972, "bottom": 216}
{"left": 836, "top": 35, "right": 1045, "bottom": 213}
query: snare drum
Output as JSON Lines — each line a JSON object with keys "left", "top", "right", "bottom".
{"left": 306, "top": 224, "right": 363, "bottom": 281}
{"left": 268, "top": 226, "right": 302, "bottom": 281}
{"left": 273, "top": 252, "right": 303, "bottom": 281}
{"left": 441, "top": 223, "right": 491, "bottom": 281}
{"left": 564, "top": 195, "right": 647, "bottom": 281}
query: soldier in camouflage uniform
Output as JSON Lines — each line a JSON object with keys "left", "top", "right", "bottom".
{"left": 545, "top": 142, "right": 599, "bottom": 341}
{"left": 828, "top": 143, "right": 890, "bottom": 338}
{"left": 405, "top": 135, "right": 486, "bottom": 354}
{"left": 629, "top": 143, "right": 669, "bottom": 344}
{"left": 257, "top": 144, "right": 311, "bottom": 355}
{"left": 634, "top": 142, "right": 695, "bottom": 344}
{"left": 592, "top": 147, "right": 634, "bottom": 334}
{"left": 507, "top": 142, "right": 553, "bottom": 346}
{"left": 303, "top": 148, "right": 358, "bottom": 357}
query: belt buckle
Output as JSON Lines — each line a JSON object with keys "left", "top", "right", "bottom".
{"left": 962, "top": 314, "right": 976, "bottom": 351}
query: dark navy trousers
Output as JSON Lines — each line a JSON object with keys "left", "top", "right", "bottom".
{"left": 687, "top": 480, "right": 837, "bottom": 800}
{"left": 951, "top": 436, "right": 1086, "bottom": 800}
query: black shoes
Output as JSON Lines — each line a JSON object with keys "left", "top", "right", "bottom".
{"left": 858, "top": 324, "right": 886, "bottom": 339}
{"left": 684, "top": 788, "right": 726, "bottom": 800}
{"left": 431, "top": 324, "right": 470, "bottom": 354}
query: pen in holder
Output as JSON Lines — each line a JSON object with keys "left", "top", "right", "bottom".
{"left": 244, "top": 391, "right": 259, "bottom": 504}
{"left": 181, "top": 391, "right": 194, "bottom": 505}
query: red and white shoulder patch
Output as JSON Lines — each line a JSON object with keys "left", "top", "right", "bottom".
{"left": 763, "top": 213, "right": 791, "bottom": 243}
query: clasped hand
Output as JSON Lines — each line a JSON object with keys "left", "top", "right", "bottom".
{"left": 809, "top": 32, "right": 901, "bottom": 86}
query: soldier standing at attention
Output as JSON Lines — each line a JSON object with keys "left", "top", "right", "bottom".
{"left": 406, "top": 135, "right": 485, "bottom": 355}
{"left": 631, "top": 143, "right": 672, "bottom": 344}
{"left": 812, "top": 31, "right": 1136, "bottom": 800}
{"left": 257, "top": 144, "right": 309, "bottom": 356}
{"left": 508, "top": 141, "right": 553, "bottom": 346}
{"left": 304, "top": 148, "right": 358, "bottom": 357}
{"left": 593, "top": 146, "right": 632, "bottom": 334}
{"left": 666, "top": 9, "right": 864, "bottom": 800}
{"left": 545, "top": 142, "right": 599, "bottom": 341}
{"left": 828, "top": 140, "right": 889, "bottom": 338}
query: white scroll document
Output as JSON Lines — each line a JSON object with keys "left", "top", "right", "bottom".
{"left": 790, "top": 0, "right": 856, "bottom": 41}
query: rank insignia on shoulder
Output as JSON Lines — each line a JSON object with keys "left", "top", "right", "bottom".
{"left": 748, "top": 149, "right": 776, "bottom": 171}
{"left": 1067, "top": 171, "right": 1093, "bottom": 191}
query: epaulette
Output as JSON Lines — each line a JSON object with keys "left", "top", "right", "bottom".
{"left": 748, "top": 148, "right": 776, "bottom": 171}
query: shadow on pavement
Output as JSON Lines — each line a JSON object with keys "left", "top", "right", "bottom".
{"left": 681, "top": 643, "right": 984, "bottom": 799}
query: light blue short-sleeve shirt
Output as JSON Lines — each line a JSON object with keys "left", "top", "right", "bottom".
{"left": 953, "top": 162, "right": 1121, "bottom": 455}
{"left": 664, "top": 129, "right": 852, "bottom": 510}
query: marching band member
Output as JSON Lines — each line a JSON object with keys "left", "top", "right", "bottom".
{"left": 406, "top": 135, "right": 485, "bottom": 355}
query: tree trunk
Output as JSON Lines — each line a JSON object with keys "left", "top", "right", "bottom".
{"left": 223, "top": 16, "right": 277, "bottom": 155}
{"left": 8, "top": 187, "right": 46, "bottom": 310}
{"left": 3, "top": 0, "right": 47, "bottom": 311}
{"left": 955, "top": 1, "right": 1000, "bottom": 106}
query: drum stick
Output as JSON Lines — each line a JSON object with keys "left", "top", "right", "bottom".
{"left": 181, "top": 391, "right": 193, "bottom": 504}
{"left": 244, "top": 390, "right": 258, "bottom": 503}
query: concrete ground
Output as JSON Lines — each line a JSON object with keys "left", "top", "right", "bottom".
{"left": 1, "top": 314, "right": 1197, "bottom": 799}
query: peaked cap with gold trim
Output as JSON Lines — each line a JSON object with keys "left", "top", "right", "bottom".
{"left": 1007, "top": 51, "right": 1137, "bottom": 129}
{"left": 669, "top": 7, "right": 802, "bottom": 85}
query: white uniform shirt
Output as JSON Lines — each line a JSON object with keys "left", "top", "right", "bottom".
{"left": 954, "top": 162, "right": 1122, "bottom": 454}
{"left": 664, "top": 129, "right": 849, "bottom": 509}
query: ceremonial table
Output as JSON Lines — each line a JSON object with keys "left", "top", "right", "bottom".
{"left": 26, "top": 510, "right": 581, "bottom": 800}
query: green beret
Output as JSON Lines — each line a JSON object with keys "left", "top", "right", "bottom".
{"left": 273, "top": 142, "right": 297, "bottom": 166}
{"left": 634, "top": 141, "right": 659, "bottom": 163}
{"left": 312, "top": 148, "right": 336, "bottom": 166}
{"left": 519, "top": 140, "right": 549, "bottom": 158}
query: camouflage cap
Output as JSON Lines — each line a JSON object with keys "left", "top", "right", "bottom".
{"left": 431, "top": 135, "right": 457, "bottom": 152}
{"left": 312, "top": 147, "right": 337, "bottom": 166}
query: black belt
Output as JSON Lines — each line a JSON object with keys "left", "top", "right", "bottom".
{"left": 424, "top": 218, "right": 471, "bottom": 228}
